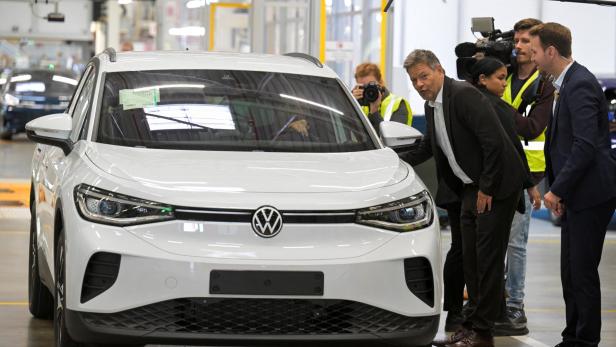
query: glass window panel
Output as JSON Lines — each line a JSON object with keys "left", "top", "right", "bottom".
{"left": 96, "top": 69, "right": 375, "bottom": 153}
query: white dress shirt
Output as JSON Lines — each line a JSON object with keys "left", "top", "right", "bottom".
{"left": 428, "top": 85, "right": 473, "bottom": 184}
{"left": 552, "top": 61, "right": 574, "bottom": 114}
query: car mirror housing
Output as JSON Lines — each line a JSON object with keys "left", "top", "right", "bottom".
{"left": 25, "top": 113, "right": 73, "bottom": 155}
{"left": 379, "top": 121, "right": 423, "bottom": 149}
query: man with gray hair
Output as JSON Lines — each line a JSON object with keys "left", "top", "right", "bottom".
{"left": 399, "top": 49, "right": 527, "bottom": 347}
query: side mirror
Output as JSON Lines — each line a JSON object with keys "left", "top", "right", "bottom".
{"left": 379, "top": 121, "right": 423, "bottom": 148}
{"left": 25, "top": 113, "right": 73, "bottom": 155}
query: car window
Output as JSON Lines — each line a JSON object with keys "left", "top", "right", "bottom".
{"left": 7, "top": 70, "right": 76, "bottom": 95}
{"left": 95, "top": 69, "right": 375, "bottom": 153}
{"left": 70, "top": 68, "right": 97, "bottom": 142}
{"left": 67, "top": 66, "right": 93, "bottom": 116}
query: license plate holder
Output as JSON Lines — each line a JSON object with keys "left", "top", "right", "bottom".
{"left": 209, "top": 270, "right": 324, "bottom": 296}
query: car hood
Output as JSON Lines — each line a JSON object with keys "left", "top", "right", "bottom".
{"left": 84, "top": 143, "right": 409, "bottom": 194}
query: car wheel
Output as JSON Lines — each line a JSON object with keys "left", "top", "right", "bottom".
{"left": 54, "top": 231, "right": 83, "bottom": 347}
{"left": 549, "top": 209, "right": 562, "bottom": 227}
{"left": 28, "top": 203, "right": 53, "bottom": 319}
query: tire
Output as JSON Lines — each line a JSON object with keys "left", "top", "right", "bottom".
{"left": 54, "top": 231, "right": 84, "bottom": 347}
{"left": 28, "top": 203, "right": 53, "bottom": 319}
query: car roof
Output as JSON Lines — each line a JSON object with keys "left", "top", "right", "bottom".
{"left": 12, "top": 68, "right": 73, "bottom": 74}
{"left": 96, "top": 51, "right": 339, "bottom": 79}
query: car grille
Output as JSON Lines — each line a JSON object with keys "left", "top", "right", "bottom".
{"left": 174, "top": 208, "right": 357, "bottom": 224}
{"left": 81, "top": 252, "right": 121, "bottom": 303}
{"left": 81, "top": 298, "right": 434, "bottom": 335}
{"left": 404, "top": 257, "right": 434, "bottom": 307}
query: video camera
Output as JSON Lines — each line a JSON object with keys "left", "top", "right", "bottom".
{"left": 455, "top": 17, "right": 515, "bottom": 80}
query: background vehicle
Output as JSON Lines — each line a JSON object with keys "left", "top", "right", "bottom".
{"left": 0, "top": 68, "right": 76, "bottom": 140}
{"left": 599, "top": 77, "right": 616, "bottom": 159}
{"left": 26, "top": 49, "right": 441, "bottom": 347}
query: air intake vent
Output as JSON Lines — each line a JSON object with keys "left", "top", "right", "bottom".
{"left": 81, "top": 252, "right": 121, "bottom": 303}
{"left": 81, "top": 298, "right": 436, "bottom": 335}
{"left": 404, "top": 257, "right": 434, "bottom": 307}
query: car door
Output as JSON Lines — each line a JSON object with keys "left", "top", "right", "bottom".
{"left": 36, "top": 65, "right": 97, "bottom": 268}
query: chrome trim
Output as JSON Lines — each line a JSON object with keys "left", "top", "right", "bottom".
{"left": 175, "top": 209, "right": 251, "bottom": 215}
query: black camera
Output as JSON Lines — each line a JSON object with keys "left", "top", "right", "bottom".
{"left": 455, "top": 17, "right": 515, "bottom": 80}
{"left": 358, "top": 82, "right": 383, "bottom": 106}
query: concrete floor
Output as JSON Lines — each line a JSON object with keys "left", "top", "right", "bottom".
{"left": 1, "top": 136, "right": 615, "bottom": 347}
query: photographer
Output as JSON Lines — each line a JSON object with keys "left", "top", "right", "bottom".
{"left": 495, "top": 18, "right": 555, "bottom": 337}
{"left": 352, "top": 63, "right": 412, "bottom": 132}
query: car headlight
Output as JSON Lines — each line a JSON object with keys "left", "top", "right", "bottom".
{"left": 356, "top": 190, "right": 434, "bottom": 231}
{"left": 74, "top": 184, "right": 174, "bottom": 226}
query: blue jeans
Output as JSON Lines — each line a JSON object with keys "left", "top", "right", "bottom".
{"left": 506, "top": 190, "right": 531, "bottom": 309}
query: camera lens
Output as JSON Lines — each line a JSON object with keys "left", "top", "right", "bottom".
{"left": 362, "top": 82, "right": 380, "bottom": 104}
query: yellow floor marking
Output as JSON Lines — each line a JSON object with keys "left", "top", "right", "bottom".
{"left": 0, "top": 182, "right": 30, "bottom": 207}
{"left": 0, "top": 302, "right": 28, "bottom": 306}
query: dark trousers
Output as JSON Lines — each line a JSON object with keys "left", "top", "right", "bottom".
{"left": 443, "top": 202, "right": 464, "bottom": 313}
{"left": 560, "top": 198, "right": 616, "bottom": 347}
{"left": 460, "top": 185, "right": 520, "bottom": 333}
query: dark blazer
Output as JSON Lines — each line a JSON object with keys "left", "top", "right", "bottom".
{"left": 400, "top": 77, "right": 527, "bottom": 200}
{"left": 546, "top": 61, "right": 616, "bottom": 211}
{"left": 480, "top": 88, "right": 534, "bottom": 213}
{"left": 479, "top": 88, "right": 533, "bottom": 189}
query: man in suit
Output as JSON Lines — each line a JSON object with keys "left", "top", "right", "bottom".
{"left": 529, "top": 23, "right": 616, "bottom": 347}
{"left": 400, "top": 50, "right": 527, "bottom": 347}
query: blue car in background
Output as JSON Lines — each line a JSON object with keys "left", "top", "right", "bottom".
{"left": 598, "top": 77, "right": 616, "bottom": 159}
{"left": 0, "top": 69, "right": 77, "bottom": 140}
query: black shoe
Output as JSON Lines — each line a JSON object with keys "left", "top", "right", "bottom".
{"left": 493, "top": 307, "right": 528, "bottom": 336}
{"left": 505, "top": 306, "right": 527, "bottom": 324}
{"left": 432, "top": 328, "right": 471, "bottom": 347}
{"left": 493, "top": 320, "right": 529, "bottom": 336}
{"left": 444, "top": 311, "right": 464, "bottom": 332}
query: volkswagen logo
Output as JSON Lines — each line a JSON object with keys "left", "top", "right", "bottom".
{"left": 251, "top": 206, "right": 283, "bottom": 238}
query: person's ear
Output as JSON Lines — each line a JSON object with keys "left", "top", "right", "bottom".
{"left": 479, "top": 74, "right": 487, "bottom": 85}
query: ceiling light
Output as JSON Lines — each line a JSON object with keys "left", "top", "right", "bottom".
{"left": 168, "top": 26, "right": 206, "bottom": 36}
{"left": 186, "top": 0, "right": 205, "bottom": 8}
{"left": 10, "top": 74, "right": 32, "bottom": 83}
{"left": 52, "top": 75, "right": 78, "bottom": 86}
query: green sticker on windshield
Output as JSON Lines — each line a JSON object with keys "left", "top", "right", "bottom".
{"left": 119, "top": 88, "right": 160, "bottom": 110}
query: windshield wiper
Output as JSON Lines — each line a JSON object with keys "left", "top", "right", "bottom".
{"left": 143, "top": 112, "right": 211, "bottom": 130}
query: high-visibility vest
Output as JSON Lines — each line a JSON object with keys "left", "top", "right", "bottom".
{"left": 361, "top": 93, "right": 413, "bottom": 126}
{"left": 502, "top": 70, "right": 546, "bottom": 173}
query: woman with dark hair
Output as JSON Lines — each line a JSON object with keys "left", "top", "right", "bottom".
{"left": 468, "top": 57, "right": 539, "bottom": 331}
{"left": 468, "top": 57, "right": 538, "bottom": 203}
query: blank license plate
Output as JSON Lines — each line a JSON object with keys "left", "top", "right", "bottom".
{"left": 209, "top": 270, "right": 324, "bottom": 296}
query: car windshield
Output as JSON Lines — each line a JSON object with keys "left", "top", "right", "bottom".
{"left": 95, "top": 69, "right": 375, "bottom": 152}
{"left": 8, "top": 70, "right": 77, "bottom": 95}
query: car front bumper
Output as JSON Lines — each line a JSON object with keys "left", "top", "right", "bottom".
{"left": 61, "top": 200, "right": 442, "bottom": 345}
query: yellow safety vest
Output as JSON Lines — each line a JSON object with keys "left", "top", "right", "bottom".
{"left": 502, "top": 70, "right": 546, "bottom": 173}
{"left": 361, "top": 93, "right": 413, "bottom": 126}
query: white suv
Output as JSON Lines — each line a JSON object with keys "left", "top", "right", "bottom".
{"left": 26, "top": 49, "right": 442, "bottom": 347}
